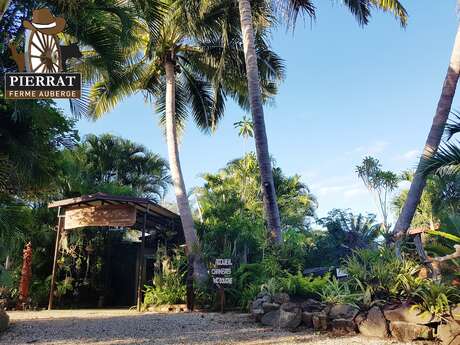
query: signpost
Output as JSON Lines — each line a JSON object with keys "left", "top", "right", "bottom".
{"left": 211, "top": 258, "right": 232, "bottom": 313}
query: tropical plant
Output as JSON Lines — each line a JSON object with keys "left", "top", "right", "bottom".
{"left": 318, "top": 209, "right": 381, "bottom": 260}
{"left": 356, "top": 156, "right": 399, "bottom": 236}
{"left": 278, "top": 272, "right": 329, "bottom": 299}
{"left": 144, "top": 247, "right": 187, "bottom": 306}
{"left": 344, "top": 247, "right": 421, "bottom": 300}
{"left": 86, "top": 0, "right": 284, "bottom": 282}
{"left": 319, "top": 277, "right": 359, "bottom": 305}
{"left": 59, "top": 134, "right": 171, "bottom": 200}
{"left": 234, "top": 115, "right": 254, "bottom": 139}
{"left": 412, "top": 280, "right": 460, "bottom": 320}
{"left": 196, "top": 153, "right": 316, "bottom": 267}
{"left": 236, "top": 0, "right": 408, "bottom": 245}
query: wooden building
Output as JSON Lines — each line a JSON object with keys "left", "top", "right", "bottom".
{"left": 47, "top": 193, "right": 184, "bottom": 311}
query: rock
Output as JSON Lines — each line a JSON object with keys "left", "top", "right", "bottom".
{"left": 279, "top": 302, "right": 302, "bottom": 330}
{"left": 301, "top": 299, "right": 325, "bottom": 312}
{"left": 357, "top": 306, "right": 389, "bottom": 338}
{"left": 250, "top": 299, "right": 265, "bottom": 321}
{"left": 261, "top": 310, "right": 280, "bottom": 327}
{"left": 302, "top": 311, "right": 313, "bottom": 328}
{"left": 383, "top": 305, "right": 437, "bottom": 324}
{"left": 273, "top": 293, "right": 290, "bottom": 305}
{"left": 312, "top": 312, "right": 328, "bottom": 331}
{"left": 328, "top": 304, "right": 359, "bottom": 320}
{"left": 262, "top": 302, "right": 280, "bottom": 313}
{"left": 330, "top": 318, "right": 357, "bottom": 336}
{"left": 389, "top": 321, "right": 433, "bottom": 342}
{"left": 437, "top": 320, "right": 460, "bottom": 345}
{"left": 0, "top": 309, "right": 9, "bottom": 333}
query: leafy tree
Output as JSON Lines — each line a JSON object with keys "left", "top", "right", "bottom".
{"left": 0, "top": 96, "right": 78, "bottom": 199}
{"left": 236, "top": 0, "right": 407, "bottom": 244}
{"left": 195, "top": 152, "right": 317, "bottom": 265}
{"left": 318, "top": 209, "right": 381, "bottom": 262}
{"left": 234, "top": 116, "right": 254, "bottom": 139}
{"left": 356, "top": 156, "right": 399, "bottom": 236}
{"left": 58, "top": 134, "right": 171, "bottom": 200}
{"left": 86, "top": 0, "right": 284, "bottom": 282}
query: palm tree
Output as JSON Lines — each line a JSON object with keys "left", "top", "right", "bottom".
{"left": 393, "top": 21, "right": 460, "bottom": 242}
{"left": 234, "top": 115, "right": 254, "bottom": 139}
{"left": 86, "top": 0, "right": 284, "bottom": 282}
{"left": 237, "top": 0, "right": 407, "bottom": 244}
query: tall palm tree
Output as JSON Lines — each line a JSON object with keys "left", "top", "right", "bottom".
{"left": 393, "top": 22, "right": 460, "bottom": 242}
{"left": 237, "top": 0, "right": 407, "bottom": 244}
{"left": 86, "top": 0, "right": 284, "bottom": 282}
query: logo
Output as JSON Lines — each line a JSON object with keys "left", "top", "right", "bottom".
{"left": 4, "top": 8, "right": 82, "bottom": 99}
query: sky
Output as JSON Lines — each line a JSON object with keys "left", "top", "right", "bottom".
{"left": 61, "top": 0, "right": 460, "bottom": 223}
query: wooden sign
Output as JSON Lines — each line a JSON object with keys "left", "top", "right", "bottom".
{"left": 64, "top": 204, "right": 136, "bottom": 229}
{"left": 211, "top": 258, "right": 233, "bottom": 285}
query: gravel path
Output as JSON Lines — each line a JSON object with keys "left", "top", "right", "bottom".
{"left": 0, "top": 309, "right": 413, "bottom": 345}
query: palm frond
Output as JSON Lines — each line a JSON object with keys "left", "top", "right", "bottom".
{"left": 420, "top": 142, "right": 460, "bottom": 178}
{"left": 445, "top": 111, "right": 460, "bottom": 141}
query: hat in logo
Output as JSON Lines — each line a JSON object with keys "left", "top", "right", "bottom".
{"left": 23, "top": 8, "right": 66, "bottom": 35}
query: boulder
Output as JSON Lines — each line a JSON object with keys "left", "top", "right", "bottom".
{"left": 383, "top": 305, "right": 437, "bottom": 324}
{"left": 328, "top": 304, "right": 359, "bottom": 320}
{"left": 0, "top": 310, "right": 9, "bottom": 333}
{"left": 312, "top": 312, "right": 328, "bottom": 331}
{"left": 389, "top": 321, "right": 433, "bottom": 342}
{"left": 273, "top": 293, "right": 290, "bottom": 305}
{"left": 250, "top": 299, "right": 265, "bottom": 321}
{"left": 302, "top": 311, "right": 313, "bottom": 328}
{"left": 330, "top": 318, "right": 357, "bottom": 336}
{"left": 262, "top": 302, "right": 280, "bottom": 313}
{"left": 357, "top": 306, "right": 389, "bottom": 338}
{"left": 301, "top": 299, "right": 325, "bottom": 312}
{"left": 256, "top": 292, "right": 272, "bottom": 303}
{"left": 261, "top": 310, "right": 280, "bottom": 327}
{"left": 279, "top": 302, "right": 302, "bottom": 330}
{"left": 437, "top": 320, "right": 460, "bottom": 345}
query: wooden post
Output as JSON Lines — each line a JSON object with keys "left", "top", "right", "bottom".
{"left": 219, "top": 286, "right": 225, "bottom": 313}
{"left": 136, "top": 211, "right": 147, "bottom": 311}
{"left": 48, "top": 207, "right": 63, "bottom": 310}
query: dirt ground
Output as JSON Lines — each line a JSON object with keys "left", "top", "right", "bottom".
{"left": 0, "top": 309, "right": 413, "bottom": 345}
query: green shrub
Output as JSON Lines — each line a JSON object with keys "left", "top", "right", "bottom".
{"left": 278, "top": 272, "right": 330, "bottom": 299}
{"left": 344, "top": 247, "right": 421, "bottom": 300}
{"left": 319, "top": 277, "right": 359, "bottom": 305}
{"left": 239, "top": 284, "right": 260, "bottom": 311}
{"left": 143, "top": 249, "right": 186, "bottom": 307}
{"left": 412, "top": 280, "right": 460, "bottom": 319}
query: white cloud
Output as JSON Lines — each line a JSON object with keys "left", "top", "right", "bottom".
{"left": 346, "top": 140, "right": 389, "bottom": 156}
{"left": 343, "top": 187, "right": 368, "bottom": 199}
{"left": 395, "top": 149, "right": 420, "bottom": 162}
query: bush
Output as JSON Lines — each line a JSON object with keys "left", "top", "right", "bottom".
{"left": 278, "top": 272, "right": 330, "bottom": 299}
{"left": 412, "top": 280, "right": 460, "bottom": 319}
{"left": 344, "top": 247, "right": 421, "bottom": 300}
{"left": 319, "top": 277, "right": 359, "bottom": 305}
{"left": 143, "top": 249, "right": 186, "bottom": 307}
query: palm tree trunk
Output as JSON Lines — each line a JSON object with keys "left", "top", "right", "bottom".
{"left": 164, "top": 57, "right": 207, "bottom": 283}
{"left": 238, "top": 0, "right": 282, "bottom": 244}
{"left": 393, "top": 22, "right": 460, "bottom": 245}
{"left": 0, "top": 0, "right": 11, "bottom": 21}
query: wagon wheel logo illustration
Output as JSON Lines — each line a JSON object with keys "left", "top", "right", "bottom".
{"left": 22, "top": 8, "right": 66, "bottom": 73}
